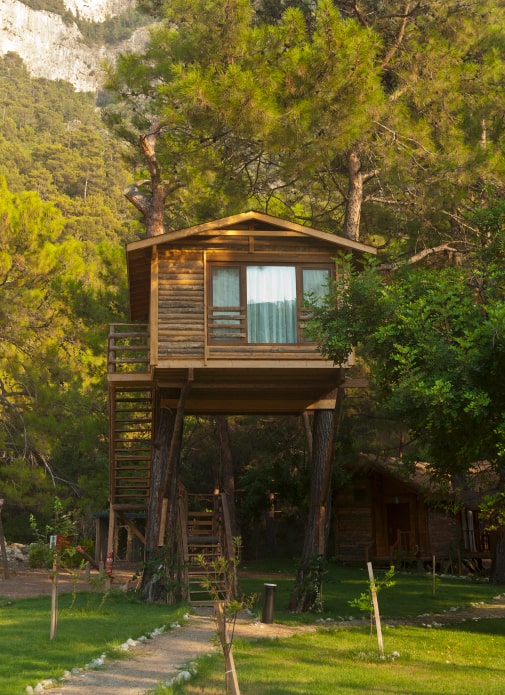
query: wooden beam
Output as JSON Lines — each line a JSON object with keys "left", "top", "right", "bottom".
{"left": 116, "top": 512, "right": 146, "bottom": 546}
{"left": 150, "top": 246, "right": 158, "bottom": 366}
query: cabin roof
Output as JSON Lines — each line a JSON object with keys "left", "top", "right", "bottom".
{"left": 126, "top": 210, "right": 377, "bottom": 321}
{"left": 127, "top": 210, "right": 377, "bottom": 254}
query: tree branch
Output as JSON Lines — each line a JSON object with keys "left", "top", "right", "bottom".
{"left": 380, "top": 242, "right": 469, "bottom": 271}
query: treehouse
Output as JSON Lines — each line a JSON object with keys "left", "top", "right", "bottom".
{"left": 105, "top": 211, "right": 376, "bottom": 595}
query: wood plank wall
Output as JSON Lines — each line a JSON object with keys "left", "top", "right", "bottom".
{"left": 158, "top": 249, "right": 205, "bottom": 358}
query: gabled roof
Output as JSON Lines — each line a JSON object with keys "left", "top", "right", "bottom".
{"left": 126, "top": 210, "right": 377, "bottom": 321}
{"left": 126, "top": 210, "right": 377, "bottom": 255}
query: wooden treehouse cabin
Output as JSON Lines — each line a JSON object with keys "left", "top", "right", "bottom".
{"left": 106, "top": 211, "right": 376, "bottom": 599}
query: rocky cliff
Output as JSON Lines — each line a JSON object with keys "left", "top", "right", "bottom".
{"left": 0, "top": 0, "right": 147, "bottom": 91}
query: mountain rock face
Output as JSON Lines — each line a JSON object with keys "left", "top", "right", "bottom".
{"left": 62, "top": 0, "right": 132, "bottom": 22}
{"left": 0, "top": 0, "right": 147, "bottom": 91}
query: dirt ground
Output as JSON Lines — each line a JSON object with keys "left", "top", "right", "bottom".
{"left": 0, "top": 564, "right": 140, "bottom": 599}
{"left": 1, "top": 566, "right": 505, "bottom": 695}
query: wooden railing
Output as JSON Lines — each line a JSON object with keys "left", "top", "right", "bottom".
{"left": 108, "top": 324, "right": 150, "bottom": 373}
{"left": 207, "top": 306, "right": 318, "bottom": 344}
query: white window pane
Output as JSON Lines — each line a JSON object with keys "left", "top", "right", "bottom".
{"left": 247, "top": 266, "right": 297, "bottom": 343}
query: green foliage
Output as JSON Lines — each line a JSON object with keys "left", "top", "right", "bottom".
{"left": 28, "top": 496, "right": 78, "bottom": 568}
{"left": 312, "top": 200, "right": 505, "bottom": 479}
{"left": 0, "top": 55, "right": 136, "bottom": 534}
{"left": 104, "top": 0, "right": 505, "bottom": 248}
{"left": 349, "top": 565, "right": 395, "bottom": 623}
{"left": 104, "top": 0, "right": 385, "bottom": 230}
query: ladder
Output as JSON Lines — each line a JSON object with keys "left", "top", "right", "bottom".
{"left": 179, "top": 493, "right": 234, "bottom": 606}
{"left": 109, "top": 387, "right": 153, "bottom": 510}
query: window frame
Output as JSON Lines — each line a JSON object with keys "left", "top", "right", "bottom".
{"left": 208, "top": 261, "right": 333, "bottom": 346}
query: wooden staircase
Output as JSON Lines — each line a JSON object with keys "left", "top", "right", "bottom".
{"left": 179, "top": 493, "right": 234, "bottom": 606}
{"left": 109, "top": 387, "right": 153, "bottom": 511}
{"left": 108, "top": 323, "right": 152, "bottom": 515}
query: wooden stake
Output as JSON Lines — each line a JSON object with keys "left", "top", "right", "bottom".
{"left": 50, "top": 554, "right": 59, "bottom": 640}
{"left": 215, "top": 602, "right": 241, "bottom": 695}
{"left": 367, "top": 562, "right": 384, "bottom": 659}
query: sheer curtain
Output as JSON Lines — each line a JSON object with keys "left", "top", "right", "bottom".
{"left": 247, "top": 266, "right": 297, "bottom": 343}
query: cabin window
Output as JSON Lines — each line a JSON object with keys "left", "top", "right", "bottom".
{"left": 209, "top": 263, "right": 330, "bottom": 344}
{"left": 211, "top": 266, "right": 242, "bottom": 340}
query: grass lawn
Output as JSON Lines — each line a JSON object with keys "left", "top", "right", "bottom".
{"left": 0, "top": 589, "right": 186, "bottom": 694}
{"left": 2, "top": 562, "right": 504, "bottom": 695}
{"left": 174, "top": 621, "right": 505, "bottom": 695}
{"left": 158, "top": 561, "right": 505, "bottom": 694}
{"left": 238, "top": 559, "right": 503, "bottom": 623}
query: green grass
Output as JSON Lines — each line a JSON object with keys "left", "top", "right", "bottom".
{"left": 238, "top": 560, "right": 502, "bottom": 624}
{"left": 158, "top": 561, "right": 505, "bottom": 694}
{"left": 2, "top": 562, "right": 504, "bottom": 695}
{"left": 0, "top": 589, "right": 186, "bottom": 694}
{"left": 174, "top": 622, "right": 505, "bottom": 694}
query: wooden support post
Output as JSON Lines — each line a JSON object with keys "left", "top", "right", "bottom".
{"left": 158, "top": 498, "right": 169, "bottom": 546}
{"left": 159, "top": 373, "right": 193, "bottom": 546}
{"left": 432, "top": 555, "right": 436, "bottom": 597}
{"left": 367, "top": 562, "right": 384, "bottom": 659}
{"left": 221, "top": 494, "right": 237, "bottom": 599}
{"left": 105, "top": 502, "right": 115, "bottom": 590}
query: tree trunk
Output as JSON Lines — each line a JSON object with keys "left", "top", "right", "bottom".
{"left": 343, "top": 147, "right": 378, "bottom": 242}
{"left": 343, "top": 148, "right": 363, "bottom": 242}
{"left": 215, "top": 416, "right": 238, "bottom": 537}
{"left": 141, "top": 399, "right": 175, "bottom": 602}
{"left": 290, "top": 393, "right": 343, "bottom": 612}
{"left": 300, "top": 409, "right": 336, "bottom": 562}
{"left": 123, "top": 121, "right": 181, "bottom": 238}
{"left": 490, "top": 526, "right": 505, "bottom": 585}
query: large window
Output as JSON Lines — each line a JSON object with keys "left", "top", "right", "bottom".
{"left": 209, "top": 263, "right": 330, "bottom": 344}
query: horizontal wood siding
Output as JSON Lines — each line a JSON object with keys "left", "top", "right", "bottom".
{"left": 158, "top": 250, "right": 205, "bottom": 358}
{"left": 427, "top": 508, "right": 460, "bottom": 555}
{"left": 334, "top": 507, "right": 373, "bottom": 563}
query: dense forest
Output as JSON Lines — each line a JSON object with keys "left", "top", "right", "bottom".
{"left": 0, "top": 53, "right": 139, "bottom": 539}
{"left": 2, "top": 0, "right": 505, "bottom": 582}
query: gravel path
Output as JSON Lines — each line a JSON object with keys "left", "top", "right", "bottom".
{"left": 46, "top": 608, "right": 312, "bottom": 695}
{"left": 48, "top": 610, "right": 218, "bottom": 695}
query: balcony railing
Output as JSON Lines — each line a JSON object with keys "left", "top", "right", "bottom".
{"left": 108, "top": 324, "right": 150, "bottom": 373}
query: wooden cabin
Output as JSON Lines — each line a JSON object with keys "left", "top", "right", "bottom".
{"left": 333, "top": 460, "right": 493, "bottom": 572}
{"left": 105, "top": 211, "right": 376, "bottom": 582}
